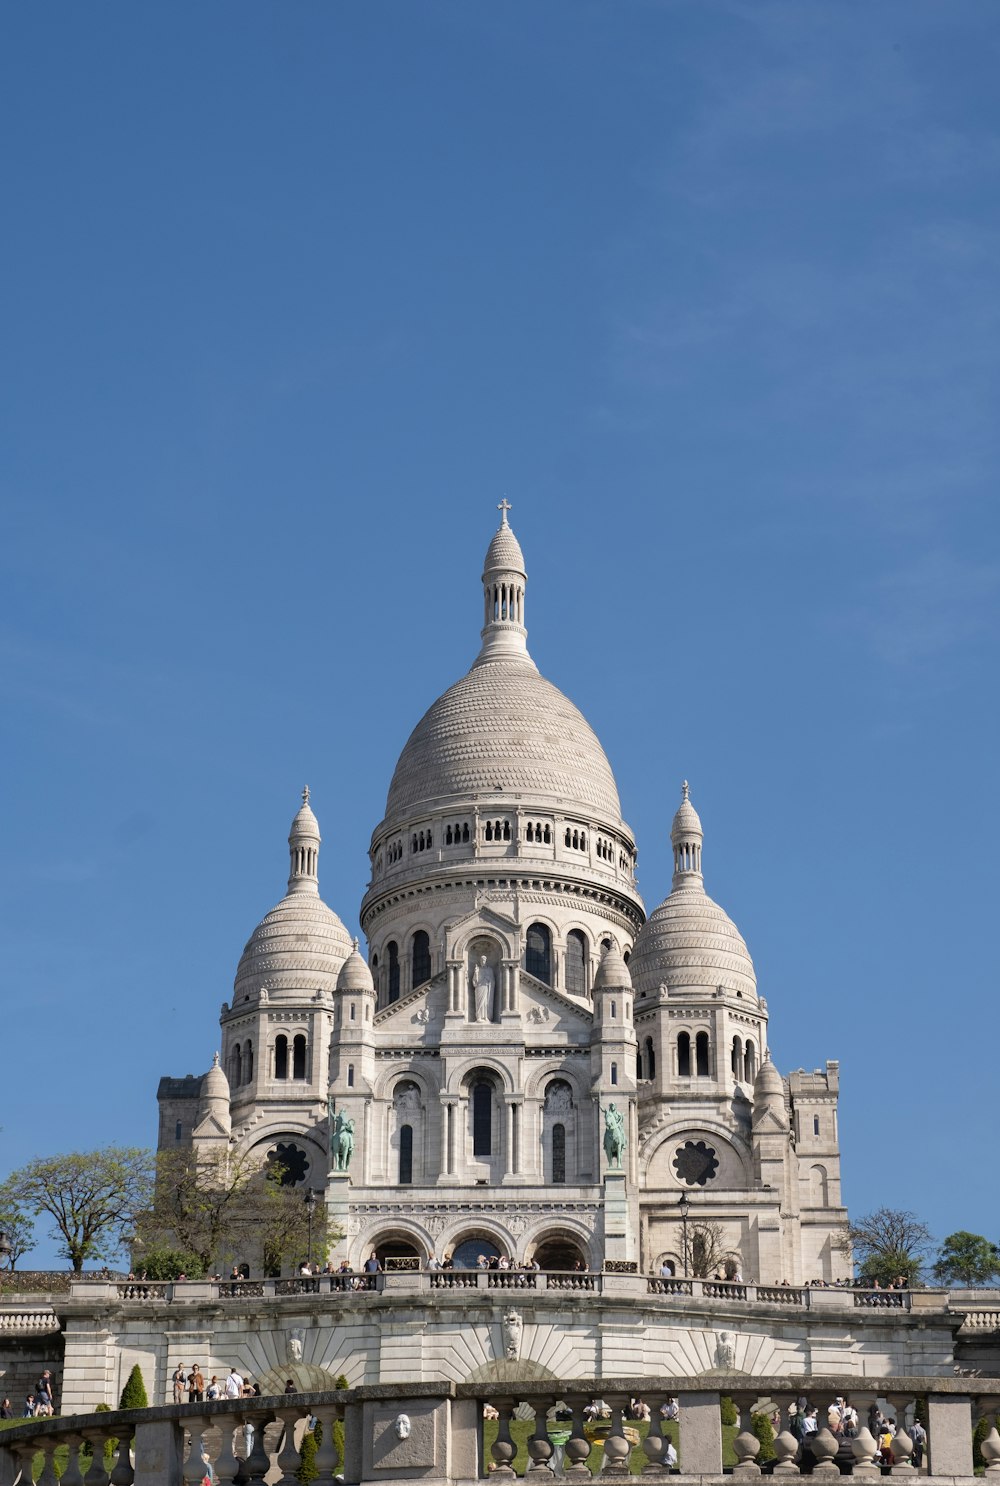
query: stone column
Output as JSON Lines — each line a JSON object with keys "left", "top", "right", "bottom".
{"left": 679, "top": 1391, "right": 724, "bottom": 1475}
{"left": 927, "top": 1393, "right": 974, "bottom": 1477}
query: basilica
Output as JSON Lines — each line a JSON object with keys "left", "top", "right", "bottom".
{"left": 157, "top": 508, "right": 846, "bottom": 1284}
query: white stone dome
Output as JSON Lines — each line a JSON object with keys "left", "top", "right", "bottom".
{"left": 484, "top": 520, "right": 526, "bottom": 574}
{"left": 594, "top": 944, "right": 632, "bottom": 990}
{"left": 629, "top": 885, "right": 756, "bottom": 1000}
{"left": 337, "top": 942, "right": 375, "bottom": 993}
{"left": 234, "top": 892, "right": 353, "bottom": 1000}
{"left": 384, "top": 656, "right": 624, "bottom": 823}
{"left": 233, "top": 793, "right": 353, "bottom": 1001}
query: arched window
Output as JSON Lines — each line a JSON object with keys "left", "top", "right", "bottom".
{"left": 696, "top": 1030, "right": 710, "bottom": 1077}
{"left": 399, "top": 1126, "right": 413, "bottom": 1185}
{"left": 744, "top": 1041, "right": 756, "bottom": 1081}
{"left": 677, "top": 1032, "right": 691, "bottom": 1078}
{"left": 565, "top": 929, "right": 588, "bottom": 995}
{"left": 552, "top": 1124, "right": 566, "bottom": 1184}
{"left": 525, "top": 922, "right": 552, "bottom": 984}
{"left": 731, "top": 1036, "right": 743, "bottom": 1077}
{"left": 274, "top": 1035, "right": 288, "bottom": 1080}
{"left": 231, "top": 1045, "right": 242, "bottom": 1086}
{"left": 810, "top": 1164, "right": 829, "bottom": 1206}
{"left": 292, "top": 1034, "right": 306, "bottom": 1080}
{"left": 610, "top": 1062, "right": 618, "bottom": 1085}
{"left": 472, "top": 1081, "right": 492, "bottom": 1156}
{"left": 244, "top": 1040, "right": 253, "bottom": 1082}
{"left": 645, "top": 1036, "right": 655, "bottom": 1079}
{"left": 412, "top": 930, "right": 431, "bottom": 987}
{"left": 636, "top": 1049, "right": 643, "bottom": 1081}
{"left": 175, "top": 1120, "right": 182, "bottom": 1142}
{"left": 347, "top": 1064, "right": 354, "bottom": 1087}
{"left": 387, "top": 941, "right": 400, "bottom": 1003}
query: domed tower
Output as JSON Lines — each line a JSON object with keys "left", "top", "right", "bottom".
{"left": 629, "top": 782, "right": 765, "bottom": 1099}
{"left": 217, "top": 789, "right": 354, "bottom": 1183}
{"left": 361, "top": 505, "right": 644, "bottom": 1014}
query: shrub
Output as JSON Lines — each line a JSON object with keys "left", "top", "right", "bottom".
{"left": 333, "top": 1373, "right": 350, "bottom": 1469}
{"left": 139, "top": 1245, "right": 206, "bottom": 1280}
{"left": 720, "top": 1396, "right": 738, "bottom": 1427}
{"left": 973, "top": 1413, "right": 995, "bottom": 1470}
{"left": 297, "top": 1421, "right": 320, "bottom": 1483}
{"left": 119, "top": 1363, "right": 148, "bottom": 1411}
{"left": 751, "top": 1412, "right": 776, "bottom": 1463}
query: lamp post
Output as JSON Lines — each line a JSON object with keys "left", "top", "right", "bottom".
{"left": 677, "top": 1194, "right": 690, "bottom": 1276}
{"left": 304, "top": 1190, "right": 318, "bottom": 1270}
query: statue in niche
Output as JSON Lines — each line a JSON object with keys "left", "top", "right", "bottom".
{"left": 715, "top": 1331, "right": 736, "bottom": 1371}
{"left": 286, "top": 1329, "right": 304, "bottom": 1363}
{"left": 394, "top": 1083, "right": 421, "bottom": 1117}
{"left": 544, "top": 1082, "right": 572, "bottom": 1116}
{"left": 603, "top": 1103, "right": 626, "bottom": 1169}
{"left": 471, "top": 953, "right": 496, "bottom": 1022}
{"left": 501, "top": 1308, "right": 523, "bottom": 1361}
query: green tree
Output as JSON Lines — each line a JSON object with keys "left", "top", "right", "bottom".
{"left": 297, "top": 1420, "right": 321, "bottom": 1483}
{"left": 135, "top": 1243, "right": 206, "bottom": 1281}
{"left": 933, "top": 1232, "right": 1000, "bottom": 1288}
{"left": 720, "top": 1396, "right": 738, "bottom": 1427}
{"left": 0, "top": 1187, "right": 37, "bottom": 1270}
{"left": 332, "top": 1373, "right": 349, "bottom": 1470}
{"left": 750, "top": 1413, "right": 776, "bottom": 1463}
{"left": 836, "top": 1207, "right": 932, "bottom": 1287}
{"left": 119, "top": 1364, "right": 148, "bottom": 1411}
{"left": 3, "top": 1150, "right": 154, "bottom": 1273}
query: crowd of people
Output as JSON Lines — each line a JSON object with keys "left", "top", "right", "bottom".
{"left": 171, "top": 1364, "right": 262, "bottom": 1404}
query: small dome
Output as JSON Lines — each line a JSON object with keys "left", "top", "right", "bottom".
{"left": 289, "top": 786, "right": 320, "bottom": 841}
{"left": 594, "top": 944, "right": 632, "bottom": 990}
{"left": 337, "top": 942, "right": 375, "bottom": 993}
{"left": 484, "top": 513, "right": 525, "bottom": 574}
{"left": 200, "top": 1052, "right": 230, "bottom": 1105}
{"left": 753, "top": 1057, "right": 784, "bottom": 1103}
{"left": 671, "top": 780, "right": 703, "bottom": 842}
{"left": 629, "top": 885, "right": 756, "bottom": 1000}
{"left": 235, "top": 893, "right": 353, "bottom": 1001}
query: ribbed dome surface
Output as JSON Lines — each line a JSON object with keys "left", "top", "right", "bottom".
{"left": 484, "top": 522, "right": 526, "bottom": 573}
{"left": 234, "top": 893, "right": 353, "bottom": 999}
{"left": 337, "top": 945, "right": 375, "bottom": 993}
{"left": 594, "top": 945, "right": 632, "bottom": 991}
{"left": 629, "top": 885, "right": 756, "bottom": 999}
{"left": 384, "top": 657, "right": 623, "bottom": 822}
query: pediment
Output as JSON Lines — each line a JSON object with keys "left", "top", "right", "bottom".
{"left": 373, "top": 971, "right": 447, "bottom": 1028}
{"left": 519, "top": 971, "right": 593, "bottom": 1031}
{"left": 448, "top": 902, "right": 519, "bottom": 938}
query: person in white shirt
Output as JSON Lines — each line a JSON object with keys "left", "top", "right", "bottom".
{"left": 665, "top": 1441, "right": 678, "bottom": 1468}
{"left": 225, "top": 1368, "right": 244, "bottom": 1399}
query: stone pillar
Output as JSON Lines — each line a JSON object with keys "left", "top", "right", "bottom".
{"left": 927, "top": 1393, "right": 974, "bottom": 1478}
{"left": 680, "top": 1391, "right": 724, "bottom": 1475}
{"left": 134, "top": 1418, "right": 185, "bottom": 1486}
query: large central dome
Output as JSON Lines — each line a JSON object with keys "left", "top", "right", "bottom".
{"left": 385, "top": 654, "right": 623, "bottom": 822}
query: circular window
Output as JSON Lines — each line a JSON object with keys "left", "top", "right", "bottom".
{"left": 673, "top": 1140, "right": 719, "bottom": 1187}
{"left": 266, "top": 1142, "right": 309, "bottom": 1186}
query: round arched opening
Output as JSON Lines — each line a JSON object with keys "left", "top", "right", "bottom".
{"left": 532, "top": 1235, "right": 588, "bottom": 1272}
{"left": 372, "top": 1237, "right": 423, "bottom": 1267}
{"left": 451, "top": 1236, "right": 504, "bottom": 1270}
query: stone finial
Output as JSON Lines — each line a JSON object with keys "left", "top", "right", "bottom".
{"left": 353, "top": 936, "right": 359, "bottom": 952}
{"left": 682, "top": 779, "right": 690, "bottom": 800}
{"left": 212, "top": 1051, "right": 220, "bottom": 1068}
{"left": 302, "top": 784, "right": 310, "bottom": 805}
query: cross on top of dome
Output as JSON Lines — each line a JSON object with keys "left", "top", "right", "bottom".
{"left": 497, "top": 497, "right": 512, "bottom": 524}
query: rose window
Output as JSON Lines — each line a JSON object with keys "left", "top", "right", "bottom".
{"left": 673, "top": 1140, "right": 719, "bottom": 1187}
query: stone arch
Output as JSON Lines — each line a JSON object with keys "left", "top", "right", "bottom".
{"left": 354, "top": 1220, "right": 430, "bottom": 1269}
{"left": 522, "top": 1060, "right": 589, "bottom": 1103}
{"left": 445, "top": 1055, "right": 516, "bottom": 1097}
{"left": 451, "top": 924, "right": 516, "bottom": 961}
{"left": 442, "top": 1220, "right": 513, "bottom": 1265}
{"left": 465, "top": 1359, "right": 559, "bottom": 1384}
{"left": 641, "top": 1121, "right": 754, "bottom": 1191}
{"left": 524, "top": 1215, "right": 600, "bottom": 1269}
{"left": 371, "top": 1062, "right": 439, "bottom": 1104}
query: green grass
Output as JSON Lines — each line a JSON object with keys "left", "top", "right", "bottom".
{"left": 482, "top": 1416, "right": 740, "bottom": 1474}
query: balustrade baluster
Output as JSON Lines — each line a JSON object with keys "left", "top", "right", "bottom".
{"left": 808, "top": 1428, "right": 840, "bottom": 1477}
{"left": 242, "top": 1413, "right": 273, "bottom": 1485}
{"left": 526, "top": 1401, "right": 555, "bottom": 1473}
{"left": 771, "top": 1430, "right": 801, "bottom": 1473}
{"left": 562, "top": 1396, "right": 592, "bottom": 1479}
{"left": 60, "top": 1438, "right": 86, "bottom": 1486}
{"left": 489, "top": 1398, "right": 517, "bottom": 1477}
{"left": 83, "top": 1433, "right": 111, "bottom": 1486}
{"left": 982, "top": 1426, "right": 1000, "bottom": 1473}
{"left": 732, "top": 1428, "right": 762, "bottom": 1476}
{"left": 273, "top": 1408, "right": 306, "bottom": 1485}
{"left": 602, "top": 1402, "right": 631, "bottom": 1475}
{"left": 212, "top": 1414, "right": 246, "bottom": 1485}
{"left": 35, "top": 1441, "right": 58, "bottom": 1486}
{"left": 182, "top": 1421, "right": 210, "bottom": 1486}
{"left": 640, "top": 1398, "right": 667, "bottom": 1472}
{"left": 850, "top": 1428, "right": 882, "bottom": 1477}
{"left": 108, "top": 1433, "right": 134, "bottom": 1486}
{"left": 311, "top": 1406, "right": 342, "bottom": 1486}
{"left": 889, "top": 1424, "right": 915, "bottom": 1472}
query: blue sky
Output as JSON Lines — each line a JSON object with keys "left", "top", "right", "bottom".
{"left": 2, "top": 2, "right": 998, "bottom": 1269}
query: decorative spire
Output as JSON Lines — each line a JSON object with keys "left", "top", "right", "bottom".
{"left": 212, "top": 1051, "right": 220, "bottom": 1068}
{"left": 670, "top": 779, "right": 704, "bottom": 886}
{"left": 474, "top": 505, "right": 534, "bottom": 667}
{"left": 288, "top": 789, "right": 321, "bottom": 895}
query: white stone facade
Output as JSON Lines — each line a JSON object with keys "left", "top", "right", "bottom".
{"left": 157, "top": 509, "right": 847, "bottom": 1285}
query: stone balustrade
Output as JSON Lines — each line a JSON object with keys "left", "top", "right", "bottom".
{"left": 1, "top": 1376, "right": 997, "bottom": 1486}
{"left": 0, "top": 1312, "right": 59, "bottom": 1334}
{"left": 63, "top": 1271, "right": 924, "bottom": 1311}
